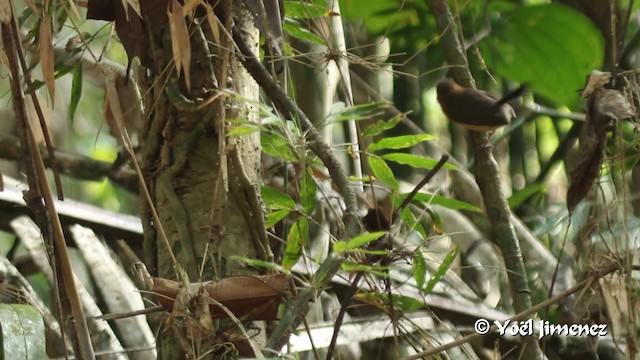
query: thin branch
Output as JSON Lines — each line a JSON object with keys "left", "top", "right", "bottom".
{"left": 232, "top": 25, "right": 360, "bottom": 236}
{"left": 325, "top": 155, "right": 450, "bottom": 360}
{"left": 405, "top": 263, "right": 625, "bottom": 359}
{"left": 0, "top": 133, "right": 138, "bottom": 193}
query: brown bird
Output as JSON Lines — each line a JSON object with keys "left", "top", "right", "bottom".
{"left": 436, "top": 78, "right": 524, "bottom": 132}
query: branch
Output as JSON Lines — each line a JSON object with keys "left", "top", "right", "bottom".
{"left": 231, "top": 25, "right": 362, "bottom": 351}
{"left": 0, "top": 134, "right": 138, "bottom": 193}
{"left": 232, "top": 25, "right": 359, "bottom": 235}
{"left": 429, "top": 1, "right": 543, "bottom": 359}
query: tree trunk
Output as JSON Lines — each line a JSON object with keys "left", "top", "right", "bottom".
{"left": 134, "top": 2, "right": 263, "bottom": 358}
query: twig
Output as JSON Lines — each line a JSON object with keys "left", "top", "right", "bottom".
{"left": 325, "top": 155, "right": 450, "bottom": 360}
{"left": 232, "top": 25, "right": 360, "bottom": 236}
{"left": 405, "top": 264, "right": 624, "bottom": 359}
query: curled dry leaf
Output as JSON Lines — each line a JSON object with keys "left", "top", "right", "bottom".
{"left": 595, "top": 89, "right": 635, "bottom": 121}
{"left": 168, "top": 0, "right": 191, "bottom": 89}
{"left": 581, "top": 70, "right": 611, "bottom": 98}
{"left": 567, "top": 77, "right": 635, "bottom": 212}
{"left": 153, "top": 274, "right": 289, "bottom": 321}
{"left": 39, "top": 14, "right": 55, "bottom": 105}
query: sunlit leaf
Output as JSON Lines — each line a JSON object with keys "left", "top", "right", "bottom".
{"left": 369, "top": 155, "right": 399, "bottom": 191}
{"left": 284, "top": 0, "right": 328, "bottom": 19}
{"left": 227, "top": 125, "right": 258, "bottom": 136}
{"left": 262, "top": 186, "right": 296, "bottom": 210}
{"left": 283, "top": 20, "right": 325, "bottom": 45}
{"left": 347, "top": 231, "right": 386, "bottom": 250}
{"left": 265, "top": 209, "right": 290, "bottom": 228}
{"left": 423, "top": 246, "right": 459, "bottom": 294}
{"left": 397, "top": 192, "right": 481, "bottom": 212}
{"left": 368, "top": 134, "right": 435, "bottom": 152}
{"left": 362, "top": 113, "right": 405, "bottom": 138}
{"left": 382, "top": 153, "right": 458, "bottom": 170}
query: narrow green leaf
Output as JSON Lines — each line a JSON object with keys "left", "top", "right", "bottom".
{"left": 423, "top": 246, "right": 459, "bottom": 295}
{"left": 382, "top": 153, "right": 458, "bottom": 170}
{"left": 361, "top": 113, "right": 406, "bottom": 138}
{"left": 231, "top": 256, "right": 290, "bottom": 274}
{"left": 397, "top": 192, "right": 481, "bottom": 212}
{"left": 284, "top": 0, "right": 328, "bottom": 19}
{"left": 333, "top": 241, "right": 348, "bottom": 253}
{"left": 227, "top": 125, "right": 258, "bottom": 136}
{"left": 508, "top": 183, "right": 546, "bottom": 208}
{"left": 425, "top": 207, "right": 443, "bottom": 235}
{"left": 265, "top": 209, "right": 290, "bottom": 228}
{"left": 283, "top": 218, "right": 308, "bottom": 270}
{"left": 69, "top": 63, "right": 82, "bottom": 123}
{"left": 262, "top": 132, "right": 298, "bottom": 161}
{"left": 299, "top": 169, "right": 317, "bottom": 214}
{"left": 369, "top": 155, "right": 399, "bottom": 191}
{"left": 398, "top": 207, "right": 427, "bottom": 240}
{"left": 413, "top": 254, "right": 427, "bottom": 290}
{"left": 368, "top": 134, "right": 436, "bottom": 152}
{"left": 283, "top": 20, "right": 325, "bottom": 45}
{"left": 347, "top": 231, "right": 386, "bottom": 250}
{"left": 356, "top": 292, "right": 423, "bottom": 311}
{"left": 262, "top": 186, "right": 296, "bottom": 210}
{"left": 333, "top": 102, "right": 389, "bottom": 122}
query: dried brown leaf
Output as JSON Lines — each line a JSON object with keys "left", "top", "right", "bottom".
{"left": 204, "top": 4, "right": 221, "bottom": 47}
{"left": 39, "top": 14, "right": 55, "bottom": 105}
{"left": 182, "top": 0, "right": 203, "bottom": 16}
{"left": 0, "top": 0, "right": 10, "bottom": 24}
{"left": 168, "top": 0, "right": 191, "bottom": 89}
{"left": 595, "top": 89, "right": 635, "bottom": 120}
{"left": 153, "top": 275, "right": 289, "bottom": 321}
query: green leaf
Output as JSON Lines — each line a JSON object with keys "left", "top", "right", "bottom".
{"left": 368, "top": 134, "right": 436, "bottom": 152}
{"left": 284, "top": 0, "right": 328, "bottom": 19}
{"left": 397, "top": 192, "right": 481, "bottom": 212}
{"left": 262, "top": 131, "right": 297, "bottom": 161}
{"left": 231, "top": 256, "right": 290, "bottom": 274}
{"left": 398, "top": 207, "right": 427, "bottom": 240}
{"left": 425, "top": 207, "right": 443, "bottom": 235}
{"left": 423, "top": 246, "right": 459, "bottom": 295}
{"left": 340, "top": 262, "right": 389, "bottom": 277}
{"left": 347, "top": 231, "right": 386, "bottom": 250}
{"left": 413, "top": 254, "right": 427, "bottom": 290}
{"left": 508, "top": 183, "right": 546, "bottom": 208}
{"left": 283, "top": 20, "right": 325, "bottom": 45}
{"left": 333, "top": 241, "right": 348, "bottom": 253}
{"left": 333, "top": 102, "right": 389, "bottom": 122}
{"left": 227, "top": 125, "right": 258, "bottom": 136}
{"left": 382, "top": 153, "right": 458, "bottom": 170}
{"left": 356, "top": 292, "right": 423, "bottom": 311}
{"left": 283, "top": 218, "right": 308, "bottom": 270}
{"left": 262, "top": 186, "right": 296, "bottom": 210}
{"left": 69, "top": 63, "right": 82, "bottom": 123}
{"left": 480, "top": 4, "right": 603, "bottom": 108}
{"left": 299, "top": 169, "right": 317, "bottom": 214}
{"left": 361, "top": 112, "right": 405, "bottom": 138}
{"left": 265, "top": 209, "right": 290, "bottom": 228}
{"left": 369, "top": 155, "right": 399, "bottom": 191}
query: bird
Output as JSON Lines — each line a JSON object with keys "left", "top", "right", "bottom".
{"left": 436, "top": 78, "right": 524, "bottom": 132}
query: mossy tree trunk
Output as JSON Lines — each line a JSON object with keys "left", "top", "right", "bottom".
{"left": 133, "top": 2, "right": 263, "bottom": 358}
